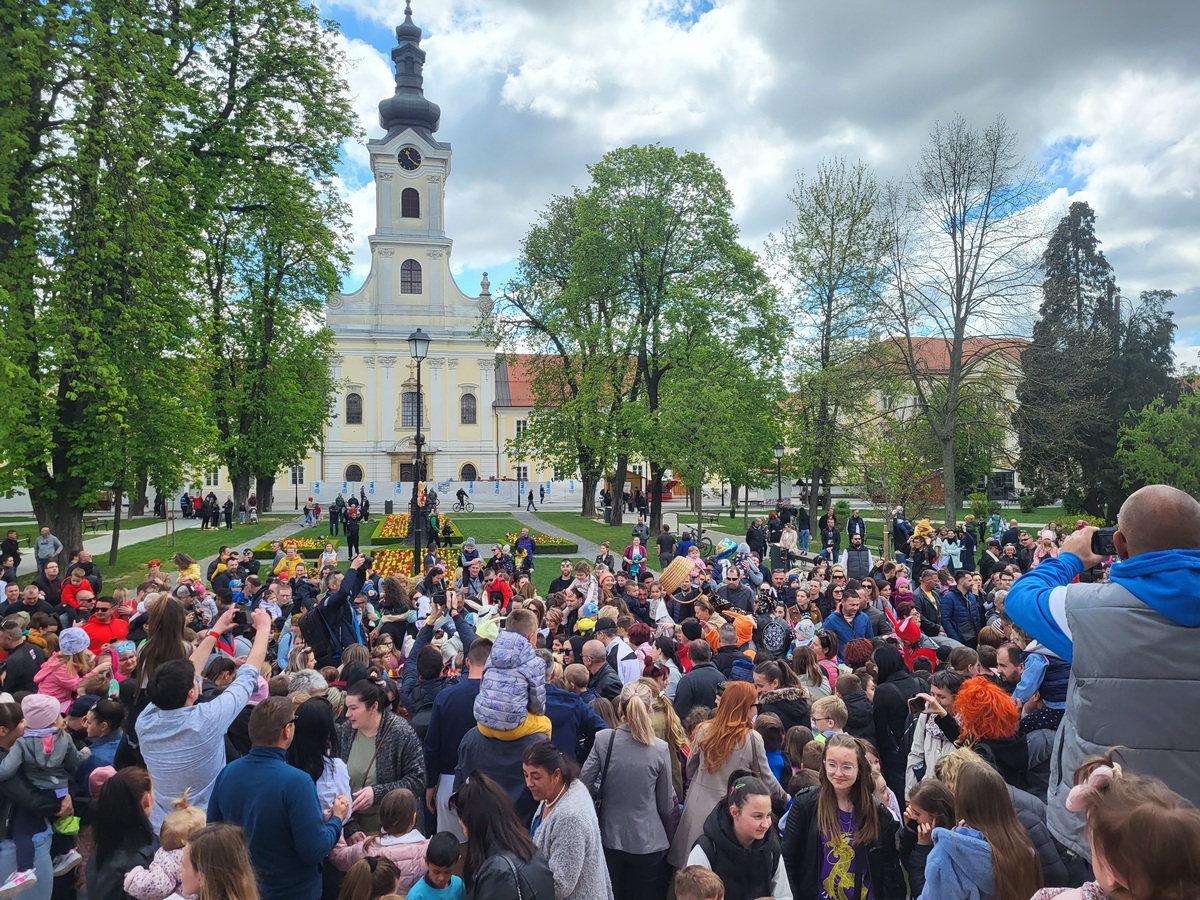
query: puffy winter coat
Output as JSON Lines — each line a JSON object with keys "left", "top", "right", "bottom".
{"left": 473, "top": 630, "right": 546, "bottom": 732}
{"left": 757, "top": 687, "right": 811, "bottom": 731}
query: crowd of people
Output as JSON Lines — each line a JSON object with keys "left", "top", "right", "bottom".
{"left": 0, "top": 483, "right": 1197, "bottom": 900}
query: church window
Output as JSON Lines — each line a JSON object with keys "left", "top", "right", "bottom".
{"left": 346, "top": 392, "right": 363, "bottom": 425}
{"left": 460, "top": 392, "right": 477, "bottom": 425}
{"left": 460, "top": 463, "right": 478, "bottom": 482}
{"left": 344, "top": 464, "right": 363, "bottom": 483}
{"left": 401, "top": 391, "right": 422, "bottom": 427}
{"left": 401, "top": 188, "right": 420, "bottom": 218}
{"left": 400, "top": 259, "right": 422, "bottom": 294}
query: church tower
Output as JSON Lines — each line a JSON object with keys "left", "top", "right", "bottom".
{"left": 321, "top": 3, "right": 500, "bottom": 493}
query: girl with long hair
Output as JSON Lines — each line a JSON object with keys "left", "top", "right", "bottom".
{"left": 582, "top": 681, "right": 674, "bottom": 900}
{"left": 900, "top": 778, "right": 956, "bottom": 896}
{"left": 638, "top": 676, "right": 685, "bottom": 801}
{"left": 1032, "top": 749, "right": 1200, "bottom": 900}
{"left": 450, "top": 773, "right": 554, "bottom": 900}
{"left": 668, "top": 681, "right": 785, "bottom": 870}
{"left": 649, "top": 637, "right": 684, "bottom": 701}
{"left": 753, "top": 659, "right": 810, "bottom": 731}
{"left": 918, "top": 762, "right": 1041, "bottom": 899}
{"left": 686, "top": 771, "right": 790, "bottom": 900}
{"left": 287, "top": 697, "right": 351, "bottom": 818}
{"left": 781, "top": 734, "right": 904, "bottom": 899}
{"left": 792, "top": 644, "right": 833, "bottom": 700}
{"left": 180, "top": 824, "right": 258, "bottom": 900}
{"left": 330, "top": 789, "right": 429, "bottom": 893}
{"left": 87, "top": 768, "right": 157, "bottom": 900}
{"left": 336, "top": 857, "right": 400, "bottom": 900}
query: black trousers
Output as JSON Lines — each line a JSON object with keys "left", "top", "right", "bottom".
{"left": 604, "top": 847, "right": 665, "bottom": 900}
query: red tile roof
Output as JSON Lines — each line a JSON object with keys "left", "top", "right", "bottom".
{"left": 887, "top": 336, "right": 1026, "bottom": 373}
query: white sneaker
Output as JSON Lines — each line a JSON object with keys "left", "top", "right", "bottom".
{"left": 0, "top": 869, "right": 37, "bottom": 897}
{"left": 52, "top": 850, "right": 82, "bottom": 876}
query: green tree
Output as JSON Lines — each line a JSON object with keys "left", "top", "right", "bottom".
{"left": 885, "top": 115, "right": 1043, "bottom": 525}
{"left": 582, "top": 144, "right": 780, "bottom": 533}
{"left": 1117, "top": 390, "right": 1200, "bottom": 497}
{"left": 484, "top": 194, "right": 637, "bottom": 518}
{"left": 766, "top": 157, "right": 889, "bottom": 526}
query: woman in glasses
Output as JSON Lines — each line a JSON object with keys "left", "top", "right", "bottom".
{"left": 781, "top": 734, "right": 904, "bottom": 899}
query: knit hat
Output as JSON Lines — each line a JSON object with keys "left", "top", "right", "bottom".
{"left": 249, "top": 676, "right": 270, "bottom": 705}
{"left": 733, "top": 615, "right": 754, "bottom": 647}
{"left": 59, "top": 627, "right": 90, "bottom": 656}
{"left": 89, "top": 766, "right": 117, "bottom": 801}
{"left": 894, "top": 614, "right": 921, "bottom": 645}
{"left": 794, "top": 618, "right": 817, "bottom": 647}
{"left": 21, "top": 693, "right": 61, "bottom": 730}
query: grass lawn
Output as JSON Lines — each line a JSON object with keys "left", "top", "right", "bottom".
{"left": 79, "top": 515, "right": 296, "bottom": 590}
{"left": 534, "top": 511, "right": 639, "bottom": 549}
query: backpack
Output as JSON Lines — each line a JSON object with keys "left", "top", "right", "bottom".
{"left": 298, "top": 602, "right": 338, "bottom": 662}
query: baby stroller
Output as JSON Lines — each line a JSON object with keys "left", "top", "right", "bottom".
{"left": 248, "top": 505, "right": 259, "bottom": 524}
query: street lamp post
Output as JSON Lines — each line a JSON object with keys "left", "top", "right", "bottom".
{"left": 408, "top": 328, "right": 431, "bottom": 576}
{"left": 774, "top": 443, "right": 785, "bottom": 505}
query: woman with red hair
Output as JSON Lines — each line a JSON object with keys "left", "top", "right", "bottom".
{"left": 938, "top": 676, "right": 1051, "bottom": 801}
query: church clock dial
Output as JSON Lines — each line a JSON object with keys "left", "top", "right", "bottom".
{"left": 398, "top": 146, "right": 422, "bottom": 171}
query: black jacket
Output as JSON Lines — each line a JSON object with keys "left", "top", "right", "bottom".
{"left": 757, "top": 687, "right": 811, "bottom": 731}
{"left": 842, "top": 690, "right": 875, "bottom": 743}
{"left": 781, "top": 787, "right": 905, "bottom": 900}
{"left": 472, "top": 847, "right": 555, "bottom": 900}
{"left": 672, "top": 661, "right": 726, "bottom": 719}
{"left": 587, "top": 662, "right": 622, "bottom": 702}
{"left": 745, "top": 523, "right": 768, "bottom": 556}
{"left": 912, "top": 588, "right": 942, "bottom": 638}
{"left": 317, "top": 566, "right": 367, "bottom": 660}
{"left": 713, "top": 645, "right": 751, "bottom": 679}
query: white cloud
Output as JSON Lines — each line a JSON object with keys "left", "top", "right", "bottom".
{"left": 325, "top": 0, "right": 1200, "bottom": 348}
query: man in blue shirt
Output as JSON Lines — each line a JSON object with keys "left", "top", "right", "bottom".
{"left": 210, "top": 697, "right": 348, "bottom": 900}
{"left": 823, "top": 591, "right": 874, "bottom": 653}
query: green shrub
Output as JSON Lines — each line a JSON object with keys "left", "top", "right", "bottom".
{"left": 1018, "top": 493, "right": 1039, "bottom": 513}
{"left": 834, "top": 499, "right": 852, "bottom": 521}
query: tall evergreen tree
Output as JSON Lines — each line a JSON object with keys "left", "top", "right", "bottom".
{"left": 1016, "top": 203, "right": 1176, "bottom": 516}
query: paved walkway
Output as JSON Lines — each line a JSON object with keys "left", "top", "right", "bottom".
{"left": 82, "top": 516, "right": 205, "bottom": 554}
{"left": 512, "top": 510, "right": 602, "bottom": 561}
{"left": 195, "top": 519, "right": 304, "bottom": 582}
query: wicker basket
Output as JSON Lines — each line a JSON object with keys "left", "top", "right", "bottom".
{"left": 659, "top": 555, "right": 697, "bottom": 595}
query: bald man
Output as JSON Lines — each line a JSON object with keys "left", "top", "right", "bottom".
{"left": 1007, "top": 484, "right": 1200, "bottom": 858}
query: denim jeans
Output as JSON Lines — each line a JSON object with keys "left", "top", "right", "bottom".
{"left": 0, "top": 831, "right": 53, "bottom": 900}
{"left": 798, "top": 529, "right": 811, "bottom": 549}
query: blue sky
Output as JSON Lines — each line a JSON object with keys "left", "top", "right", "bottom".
{"left": 324, "top": 0, "right": 1200, "bottom": 364}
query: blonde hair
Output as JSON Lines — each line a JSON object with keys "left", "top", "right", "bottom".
{"left": 160, "top": 792, "right": 206, "bottom": 851}
{"left": 673, "top": 865, "right": 725, "bottom": 900}
{"left": 616, "top": 681, "right": 655, "bottom": 745}
{"left": 638, "top": 676, "right": 685, "bottom": 755}
{"left": 811, "top": 694, "right": 848, "bottom": 730}
{"left": 933, "top": 746, "right": 989, "bottom": 793}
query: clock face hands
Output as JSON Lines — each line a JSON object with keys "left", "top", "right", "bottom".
{"left": 399, "top": 147, "right": 422, "bottom": 170}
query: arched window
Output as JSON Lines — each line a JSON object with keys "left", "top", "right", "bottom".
{"left": 344, "top": 464, "right": 363, "bottom": 483}
{"left": 401, "top": 391, "right": 422, "bottom": 427}
{"left": 460, "top": 463, "right": 478, "bottom": 482}
{"left": 460, "top": 392, "right": 477, "bottom": 425}
{"left": 345, "top": 392, "right": 363, "bottom": 425}
{"left": 400, "top": 259, "right": 422, "bottom": 294}
{"left": 401, "top": 188, "right": 420, "bottom": 218}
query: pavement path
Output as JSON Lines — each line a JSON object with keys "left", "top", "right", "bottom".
{"left": 512, "top": 510, "right": 602, "bottom": 562}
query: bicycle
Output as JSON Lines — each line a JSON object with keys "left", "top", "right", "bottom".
{"left": 452, "top": 498, "right": 474, "bottom": 513}
{"left": 694, "top": 524, "right": 714, "bottom": 557}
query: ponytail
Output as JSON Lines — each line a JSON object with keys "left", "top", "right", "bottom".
{"left": 617, "top": 681, "right": 655, "bottom": 745}
{"left": 336, "top": 857, "right": 399, "bottom": 900}
{"left": 755, "top": 659, "right": 799, "bottom": 690}
{"left": 726, "top": 769, "right": 771, "bottom": 810}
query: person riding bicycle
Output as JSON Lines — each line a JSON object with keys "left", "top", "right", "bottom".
{"left": 456, "top": 488, "right": 468, "bottom": 508}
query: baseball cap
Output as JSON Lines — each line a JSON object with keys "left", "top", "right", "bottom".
{"left": 595, "top": 617, "right": 618, "bottom": 634}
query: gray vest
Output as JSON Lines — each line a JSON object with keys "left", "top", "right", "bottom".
{"left": 1051, "top": 581, "right": 1200, "bottom": 856}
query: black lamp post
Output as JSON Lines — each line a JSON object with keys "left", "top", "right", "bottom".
{"left": 774, "top": 443, "right": 785, "bottom": 505}
{"left": 408, "top": 327, "right": 430, "bottom": 575}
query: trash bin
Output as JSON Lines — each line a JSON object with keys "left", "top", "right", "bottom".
{"left": 384, "top": 500, "right": 394, "bottom": 515}
{"left": 603, "top": 507, "right": 611, "bottom": 524}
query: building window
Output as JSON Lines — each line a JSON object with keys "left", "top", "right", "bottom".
{"left": 401, "top": 188, "right": 420, "bottom": 218}
{"left": 400, "top": 259, "right": 422, "bottom": 294}
{"left": 631, "top": 463, "right": 644, "bottom": 477}
{"left": 516, "top": 465, "right": 529, "bottom": 482}
{"left": 290, "top": 465, "right": 303, "bottom": 486}
{"left": 460, "top": 392, "right": 477, "bottom": 425}
{"left": 345, "top": 392, "right": 363, "bottom": 425}
{"left": 401, "top": 391, "right": 422, "bottom": 427}
{"left": 460, "top": 463, "right": 478, "bottom": 482}
{"left": 205, "top": 467, "right": 220, "bottom": 487}
{"left": 515, "top": 419, "right": 527, "bottom": 437}
{"left": 344, "top": 464, "right": 363, "bottom": 483}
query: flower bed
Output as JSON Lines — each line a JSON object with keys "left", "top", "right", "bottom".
{"left": 250, "top": 538, "right": 335, "bottom": 560}
{"left": 504, "top": 532, "right": 579, "bottom": 554}
{"left": 372, "top": 546, "right": 454, "bottom": 577}
{"left": 373, "top": 513, "right": 464, "bottom": 546}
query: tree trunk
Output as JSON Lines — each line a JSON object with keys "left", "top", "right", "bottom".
{"left": 648, "top": 461, "right": 665, "bottom": 535}
{"left": 130, "top": 472, "right": 149, "bottom": 517}
{"left": 232, "top": 470, "right": 252, "bottom": 519}
{"left": 696, "top": 479, "right": 704, "bottom": 547}
{"left": 610, "top": 455, "right": 628, "bottom": 528}
{"left": 256, "top": 477, "right": 275, "bottom": 514}
{"left": 581, "top": 474, "right": 598, "bottom": 517}
{"left": 941, "top": 435, "right": 958, "bottom": 527}
{"left": 730, "top": 483, "right": 740, "bottom": 518}
{"left": 108, "top": 485, "right": 124, "bottom": 567}
{"left": 31, "top": 492, "right": 83, "bottom": 568}
{"left": 808, "top": 470, "right": 821, "bottom": 530}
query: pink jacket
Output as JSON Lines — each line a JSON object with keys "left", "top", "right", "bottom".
{"left": 123, "top": 847, "right": 182, "bottom": 900}
{"left": 33, "top": 657, "right": 83, "bottom": 713}
{"left": 329, "top": 833, "right": 429, "bottom": 894}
